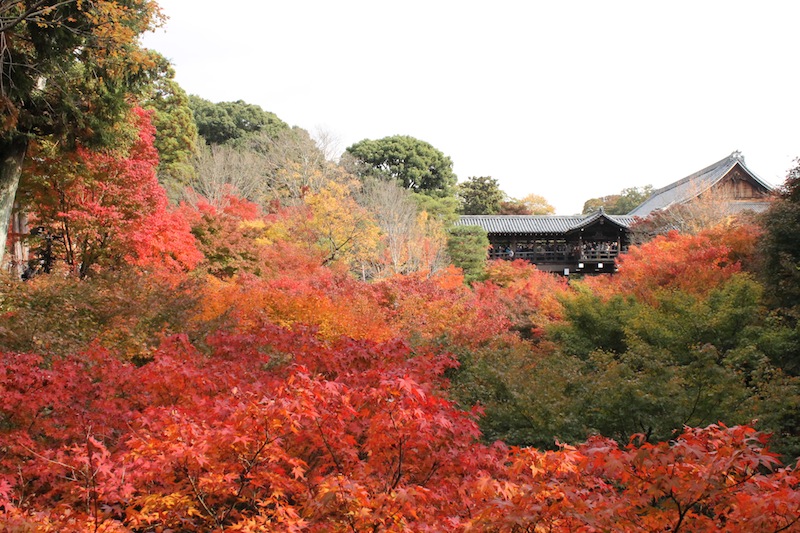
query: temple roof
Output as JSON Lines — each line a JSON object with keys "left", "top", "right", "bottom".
{"left": 628, "top": 151, "right": 773, "bottom": 217}
{"left": 457, "top": 210, "right": 635, "bottom": 235}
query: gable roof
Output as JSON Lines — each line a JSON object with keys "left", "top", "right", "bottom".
{"left": 457, "top": 211, "right": 635, "bottom": 236}
{"left": 628, "top": 151, "right": 772, "bottom": 217}
{"left": 569, "top": 208, "right": 634, "bottom": 232}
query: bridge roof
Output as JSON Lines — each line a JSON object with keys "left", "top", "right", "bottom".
{"left": 457, "top": 211, "right": 635, "bottom": 235}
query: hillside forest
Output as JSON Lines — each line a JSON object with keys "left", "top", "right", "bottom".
{"left": 2, "top": 2, "right": 800, "bottom": 531}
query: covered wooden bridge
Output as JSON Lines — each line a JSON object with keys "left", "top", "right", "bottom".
{"left": 456, "top": 209, "right": 635, "bottom": 274}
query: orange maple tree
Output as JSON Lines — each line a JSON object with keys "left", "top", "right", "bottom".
{"left": 468, "top": 424, "right": 800, "bottom": 532}
{"left": 582, "top": 224, "right": 761, "bottom": 304}
{"left": 481, "top": 259, "right": 570, "bottom": 339}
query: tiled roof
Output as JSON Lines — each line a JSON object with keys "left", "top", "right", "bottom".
{"left": 628, "top": 151, "right": 773, "bottom": 217}
{"left": 456, "top": 212, "right": 635, "bottom": 235}
{"left": 570, "top": 209, "right": 636, "bottom": 231}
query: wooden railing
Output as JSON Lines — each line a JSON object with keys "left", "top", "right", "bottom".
{"left": 489, "top": 249, "right": 622, "bottom": 263}
{"left": 489, "top": 250, "right": 569, "bottom": 262}
{"left": 580, "top": 250, "right": 619, "bottom": 262}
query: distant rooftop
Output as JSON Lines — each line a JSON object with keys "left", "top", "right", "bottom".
{"left": 628, "top": 151, "right": 773, "bottom": 217}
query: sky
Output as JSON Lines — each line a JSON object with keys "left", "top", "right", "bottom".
{"left": 142, "top": 1, "right": 800, "bottom": 215}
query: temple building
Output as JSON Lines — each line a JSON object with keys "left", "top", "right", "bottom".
{"left": 628, "top": 151, "right": 773, "bottom": 218}
{"left": 455, "top": 151, "right": 773, "bottom": 275}
{"left": 456, "top": 209, "right": 634, "bottom": 274}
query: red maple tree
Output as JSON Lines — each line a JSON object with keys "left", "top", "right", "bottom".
{"left": 2, "top": 322, "right": 798, "bottom": 531}
{"left": 22, "top": 107, "right": 201, "bottom": 277}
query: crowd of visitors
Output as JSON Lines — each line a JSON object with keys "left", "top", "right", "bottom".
{"left": 491, "top": 241, "right": 621, "bottom": 260}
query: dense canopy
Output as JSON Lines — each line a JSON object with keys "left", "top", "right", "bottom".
{"left": 346, "top": 135, "right": 457, "bottom": 197}
{"left": 0, "top": 5, "right": 799, "bottom": 531}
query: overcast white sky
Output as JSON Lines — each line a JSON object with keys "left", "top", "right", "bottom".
{"left": 142, "top": 0, "right": 800, "bottom": 214}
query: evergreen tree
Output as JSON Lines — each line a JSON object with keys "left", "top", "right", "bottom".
{"left": 446, "top": 225, "right": 489, "bottom": 283}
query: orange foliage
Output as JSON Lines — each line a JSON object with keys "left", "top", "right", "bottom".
{"left": 585, "top": 225, "right": 760, "bottom": 303}
{"left": 467, "top": 424, "right": 800, "bottom": 532}
{"left": 194, "top": 269, "right": 394, "bottom": 343}
{"left": 195, "top": 262, "right": 513, "bottom": 348}
{"left": 179, "top": 195, "right": 294, "bottom": 279}
{"left": 375, "top": 267, "right": 511, "bottom": 348}
{"left": 482, "top": 259, "right": 570, "bottom": 338}
{"left": 703, "top": 220, "right": 763, "bottom": 268}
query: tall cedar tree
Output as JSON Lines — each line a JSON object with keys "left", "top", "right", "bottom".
{"left": 0, "top": 0, "right": 163, "bottom": 263}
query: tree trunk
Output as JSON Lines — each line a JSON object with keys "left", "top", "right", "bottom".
{"left": 0, "top": 137, "right": 28, "bottom": 267}
{"left": 10, "top": 208, "right": 29, "bottom": 278}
